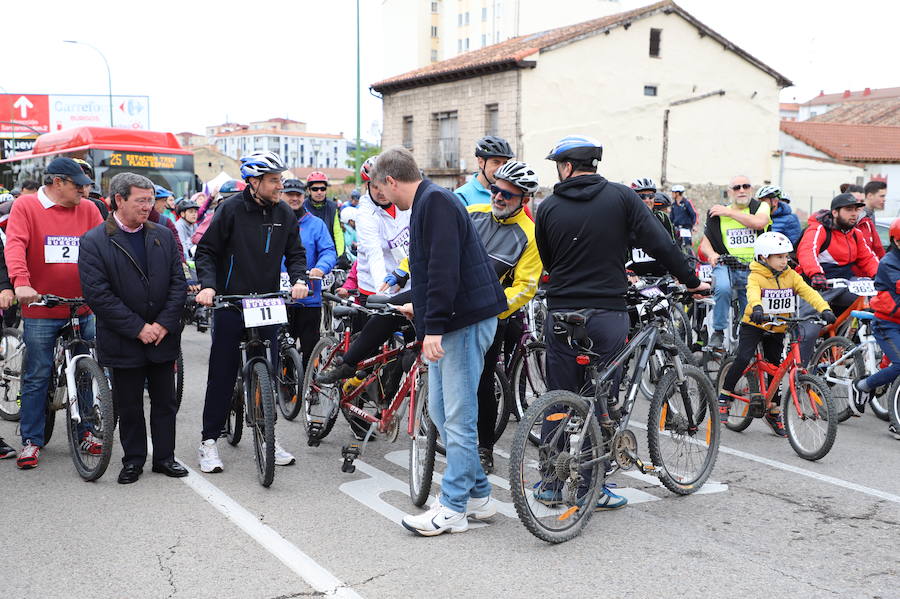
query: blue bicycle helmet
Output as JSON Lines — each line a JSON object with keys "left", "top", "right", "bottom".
{"left": 239, "top": 151, "right": 287, "bottom": 179}
{"left": 154, "top": 184, "right": 174, "bottom": 199}
{"left": 545, "top": 135, "right": 603, "bottom": 165}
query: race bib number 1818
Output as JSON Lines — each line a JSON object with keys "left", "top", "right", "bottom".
{"left": 761, "top": 288, "right": 796, "bottom": 315}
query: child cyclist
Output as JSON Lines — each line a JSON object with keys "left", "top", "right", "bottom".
{"left": 718, "top": 232, "right": 835, "bottom": 435}
{"left": 854, "top": 218, "right": 900, "bottom": 439}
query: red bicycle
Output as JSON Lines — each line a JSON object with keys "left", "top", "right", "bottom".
{"left": 718, "top": 315, "right": 837, "bottom": 461}
{"left": 303, "top": 292, "right": 437, "bottom": 506}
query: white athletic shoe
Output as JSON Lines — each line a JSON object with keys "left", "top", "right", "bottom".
{"left": 465, "top": 495, "right": 497, "bottom": 520}
{"left": 402, "top": 501, "right": 468, "bottom": 536}
{"left": 273, "top": 439, "right": 296, "bottom": 466}
{"left": 198, "top": 439, "right": 224, "bottom": 473}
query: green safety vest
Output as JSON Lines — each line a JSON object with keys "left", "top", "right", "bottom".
{"left": 716, "top": 201, "right": 771, "bottom": 262}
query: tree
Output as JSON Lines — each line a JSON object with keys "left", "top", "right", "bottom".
{"left": 345, "top": 144, "right": 380, "bottom": 170}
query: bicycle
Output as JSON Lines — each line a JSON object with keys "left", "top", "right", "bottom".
{"left": 694, "top": 254, "right": 748, "bottom": 381}
{"left": 307, "top": 292, "right": 436, "bottom": 506}
{"left": 509, "top": 283, "right": 719, "bottom": 543}
{"left": 0, "top": 326, "right": 24, "bottom": 421}
{"left": 718, "top": 315, "right": 837, "bottom": 461}
{"left": 29, "top": 295, "right": 114, "bottom": 481}
{"left": 217, "top": 291, "right": 291, "bottom": 488}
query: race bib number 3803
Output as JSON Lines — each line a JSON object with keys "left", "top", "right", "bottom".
{"left": 726, "top": 228, "right": 755, "bottom": 248}
{"left": 761, "top": 288, "right": 796, "bottom": 315}
{"left": 44, "top": 236, "right": 80, "bottom": 263}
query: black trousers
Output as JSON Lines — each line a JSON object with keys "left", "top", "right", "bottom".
{"left": 721, "top": 323, "right": 785, "bottom": 393}
{"left": 288, "top": 306, "right": 321, "bottom": 370}
{"left": 477, "top": 318, "right": 508, "bottom": 450}
{"left": 113, "top": 361, "right": 177, "bottom": 467}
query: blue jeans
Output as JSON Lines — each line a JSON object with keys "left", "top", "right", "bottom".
{"left": 20, "top": 315, "right": 95, "bottom": 447}
{"left": 712, "top": 265, "right": 748, "bottom": 332}
{"left": 427, "top": 317, "right": 497, "bottom": 513}
{"left": 865, "top": 320, "right": 900, "bottom": 389}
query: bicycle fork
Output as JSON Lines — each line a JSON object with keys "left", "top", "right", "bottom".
{"left": 64, "top": 351, "right": 95, "bottom": 425}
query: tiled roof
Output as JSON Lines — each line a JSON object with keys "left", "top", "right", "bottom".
{"left": 804, "top": 86, "right": 900, "bottom": 106}
{"left": 372, "top": 0, "right": 791, "bottom": 93}
{"left": 780, "top": 121, "right": 900, "bottom": 163}
{"left": 809, "top": 98, "right": 900, "bottom": 127}
{"left": 779, "top": 103, "right": 800, "bottom": 111}
{"left": 213, "top": 128, "right": 343, "bottom": 140}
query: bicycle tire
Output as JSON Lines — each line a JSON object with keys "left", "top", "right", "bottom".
{"left": 717, "top": 357, "right": 756, "bottom": 432}
{"left": 647, "top": 365, "right": 719, "bottom": 494}
{"left": 409, "top": 370, "right": 437, "bottom": 506}
{"left": 0, "top": 328, "right": 24, "bottom": 421}
{"left": 174, "top": 350, "right": 184, "bottom": 412}
{"left": 508, "top": 390, "right": 604, "bottom": 544}
{"left": 277, "top": 347, "right": 304, "bottom": 421}
{"left": 44, "top": 394, "right": 56, "bottom": 445}
{"left": 638, "top": 338, "right": 695, "bottom": 401}
{"left": 672, "top": 303, "right": 693, "bottom": 348}
{"left": 869, "top": 388, "right": 891, "bottom": 422}
{"left": 509, "top": 341, "right": 547, "bottom": 447}
{"left": 225, "top": 379, "right": 243, "bottom": 446}
{"left": 888, "top": 379, "right": 900, "bottom": 438}
{"left": 810, "top": 336, "right": 859, "bottom": 422}
{"left": 784, "top": 373, "right": 837, "bottom": 461}
{"left": 65, "top": 358, "right": 114, "bottom": 481}
{"left": 492, "top": 363, "right": 511, "bottom": 443}
{"left": 249, "top": 361, "right": 276, "bottom": 487}
{"left": 302, "top": 336, "right": 340, "bottom": 442}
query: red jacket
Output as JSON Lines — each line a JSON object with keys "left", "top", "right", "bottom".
{"left": 797, "top": 210, "right": 879, "bottom": 280}
{"left": 855, "top": 212, "right": 886, "bottom": 259}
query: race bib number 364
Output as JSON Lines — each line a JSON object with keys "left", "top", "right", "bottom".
{"left": 44, "top": 236, "right": 80, "bottom": 263}
{"left": 242, "top": 298, "right": 288, "bottom": 328}
{"left": 761, "top": 288, "right": 796, "bottom": 315}
{"left": 726, "top": 228, "right": 755, "bottom": 248}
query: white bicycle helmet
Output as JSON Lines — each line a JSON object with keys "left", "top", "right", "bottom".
{"left": 493, "top": 161, "right": 540, "bottom": 194}
{"left": 630, "top": 177, "right": 657, "bottom": 192}
{"left": 240, "top": 151, "right": 288, "bottom": 179}
{"left": 754, "top": 231, "right": 793, "bottom": 260}
{"left": 670, "top": 184, "right": 685, "bottom": 193}
{"left": 755, "top": 185, "right": 781, "bottom": 200}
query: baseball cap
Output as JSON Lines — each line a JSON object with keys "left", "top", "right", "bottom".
{"left": 282, "top": 179, "right": 306, "bottom": 193}
{"left": 830, "top": 193, "right": 865, "bottom": 210}
{"left": 46, "top": 157, "right": 93, "bottom": 186}
{"left": 671, "top": 184, "right": 685, "bottom": 193}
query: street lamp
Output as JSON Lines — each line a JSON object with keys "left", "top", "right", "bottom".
{"left": 64, "top": 40, "right": 113, "bottom": 127}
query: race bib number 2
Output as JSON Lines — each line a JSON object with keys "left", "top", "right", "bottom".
{"left": 242, "top": 297, "right": 288, "bottom": 328}
{"left": 761, "top": 288, "right": 796, "bottom": 315}
{"left": 44, "top": 236, "right": 80, "bottom": 263}
{"left": 726, "top": 228, "right": 755, "bottom": 248}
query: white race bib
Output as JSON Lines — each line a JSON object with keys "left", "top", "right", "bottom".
{"left": 388, "top": 227, "right": 410, "bottom": 263}
{"left": 44, "top": 236, "right": 80, "bottom": 263}
{"left": 241, "top": 297, "right": 288, "bottom": 328}
{"left": 279, "top": 272, "right": 291, "bottom": 292}
{"left": 678, "top": 228, "right": 692, "bottom": 239}
{"left": 631, "top": 248, "right": 654, "bottom": 264}
{"left": 636, "top": 298, "right": 668, "bottom": 318}
{"left": 698, "top": 264, "right": 713, "bottom": 282}
{"left": 847, "top": 279, "right": 876, "bottom": 297}
{"left": 726, "top": 228, "right": 755, "bottom": 248}
{"left": 761, "top": 288, "right": 796, "bottom": 315}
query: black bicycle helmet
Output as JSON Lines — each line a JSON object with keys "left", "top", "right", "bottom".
{"left": 474, "top": 136, "right": 513, "bottom": 159}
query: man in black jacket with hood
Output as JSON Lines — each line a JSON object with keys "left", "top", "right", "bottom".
{"left": 535, "top": 135, "right": 708, "bottom": 510}
{"left": 194, "top": 151, "right": 308, "bottom": 474}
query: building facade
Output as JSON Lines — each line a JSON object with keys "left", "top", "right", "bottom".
{"left": 206, "top": 118, "right": 349, "bottom": 170}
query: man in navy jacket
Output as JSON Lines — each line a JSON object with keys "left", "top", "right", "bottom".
{"left": 79, "top": 173, "right": 187, "bottom": 484}
{"left": 373, "top": 147, "right": 507, "bottom": 537}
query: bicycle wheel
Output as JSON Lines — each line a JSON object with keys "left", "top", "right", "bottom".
{"left": 672, "top": 303, "right": 693, "bottom": 348}
{"left": 0, "top": 328, "right": 24, "bottom": 421}
{"left": 783, "top": 373, "right": 837, "bottom": 461}
{"left": 492, "top": 363, "right": 511, "bottom": 443}
{"left": 889, "top": 379, "right": 900, "bottom": 438}
{"left": 647, "top": 365, "right": 719, "bottom": 494}
{"left": 509, "top": 341, "right": 547, "bottom": 446}
{"left": 174, "top": 350, "right": 184, "bottom": 412}
{"left": 717, "top": 357, "right": 756, "bottom": 432}
{"left": 225, "top": 379, "right": 243, "bottom": 446}
{"left": 248, "top": 361, "right": 276, "bottom": 487}
{"left": 277, "top": 347, "right": 304, "bottom": 421}
{"left": 65, "top": 358, "right": 114, "bottom": 481}
{"left": 302, "top": 336, "right": 340, "bottom": 443}
{"left": 409, "top": 370, "right": 437, "bottom": 506}
{"left": 639, "top": 339, "right": 694, "bottom": 401}
{"left": 508, "top": 390, "right": 604, "bottom": 544}
{"left": 810, "top": 336, "right": 859, "bottom": 422}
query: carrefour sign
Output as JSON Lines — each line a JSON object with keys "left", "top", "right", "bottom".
{"left": 0, "top": 94, "right": 150, "bottom": 133}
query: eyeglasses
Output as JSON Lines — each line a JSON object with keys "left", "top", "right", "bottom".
{"left": 309, "top": 186, "right": 327, "bottom": 192}
{"left": 489, "top": 185, "right": 523, "bottom": 201}
{"left": 731, "top": 183, "right": 752, "bottom": 191}
{"left": 638, "top": 192, "right": 656, "bottom": 199}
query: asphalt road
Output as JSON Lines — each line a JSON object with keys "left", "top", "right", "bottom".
{"left": 2, "top": 327, "right": 899, "bottom": 599}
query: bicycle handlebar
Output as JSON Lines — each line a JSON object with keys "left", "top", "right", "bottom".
{"left": 213, "top": 291, "right": 289, "bottom": 309}
{"left": 760, "top": 314, "right": 825, "bottom": 327}
{"left": 28, "top": 294, "right": 86, "bottom": 308}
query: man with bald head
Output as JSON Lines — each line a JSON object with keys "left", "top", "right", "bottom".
{"left": 698, "top": 175, "right": 772, "bottom": 348}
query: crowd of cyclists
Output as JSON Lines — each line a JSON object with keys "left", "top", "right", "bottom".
{"left": 0, "top": 131, "right": 896, "bottom": 539}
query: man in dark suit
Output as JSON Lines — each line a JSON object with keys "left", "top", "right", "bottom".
{"left": 79, "top": 172, "right": 187, "bottom": 484}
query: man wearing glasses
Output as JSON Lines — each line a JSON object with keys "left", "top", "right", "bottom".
{"left": 5, "top": 157, "right": 104, "bottom": 468}
{"left": 305, "top": 171, "right": 346, "bottom": 265}
{"left": 698, "top": 175, "right": 771, "bottom": 349}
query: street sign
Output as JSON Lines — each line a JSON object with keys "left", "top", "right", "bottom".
{"left": 0, "top": 137, "right": 37, "bottom": 160}
{"left": 0, "top": 94, "right": 50, "bottom": 134}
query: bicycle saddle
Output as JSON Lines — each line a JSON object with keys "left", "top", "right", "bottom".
{"left": 333, "top": 306, "right": 357, "bottom": 318}
{"left": 850, "top": 310, "right": 875, "bottom": 321}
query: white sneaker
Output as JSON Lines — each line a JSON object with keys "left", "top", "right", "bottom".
{"left": 198, "top": 439, "right": 224, "bottom": 473}
{"left": 402, "top": 501, "right": 468, "bottom": 536}
{"left": 273, "top": 439, "right": 295, "bottom": 466}
{"left": 465, "top": 495, "right": 497, "bottom": 520}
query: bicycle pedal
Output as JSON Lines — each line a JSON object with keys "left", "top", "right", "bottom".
{"left": 636, "top": 459, "right": 657, "bottom": 475}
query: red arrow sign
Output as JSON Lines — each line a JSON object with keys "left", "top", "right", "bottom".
{"left": 0, "top": 94, "right": 50, "bottom": 134}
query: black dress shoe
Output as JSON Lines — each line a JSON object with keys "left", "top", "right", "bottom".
{"left": 151, "top": 459, "right": 188, "bottom": 478}
{"left": 117, "top": 464, "right": 143, "bottom": 484}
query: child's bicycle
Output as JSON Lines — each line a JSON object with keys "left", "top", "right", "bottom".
{"left": 718, "top": 315, "right": 837, "bottom": 461}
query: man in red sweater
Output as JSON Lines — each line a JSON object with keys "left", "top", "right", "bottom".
{"left": 5, "top": 157, "right": 103, "bottom": 469}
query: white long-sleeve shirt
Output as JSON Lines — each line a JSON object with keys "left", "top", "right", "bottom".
{"left": 355, "top": 193, "right": 411, "bottom": 294}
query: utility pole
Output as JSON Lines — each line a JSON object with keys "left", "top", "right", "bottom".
{"left": 660, "top": 89, "right": 725, "bottom": 185}
{"left": 355, "top": 0, "right": 362, "bottom": 187}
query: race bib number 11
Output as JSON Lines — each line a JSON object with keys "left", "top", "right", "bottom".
{"left": 242, "top": 297, "right": 288, "bottom": 328}
{"left": 44, "top": 236, "right": 80, "bottom": 264}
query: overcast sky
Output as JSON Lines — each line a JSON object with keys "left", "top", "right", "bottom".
{"left": 3, "top": 0, "right": 898, "bottom": 144}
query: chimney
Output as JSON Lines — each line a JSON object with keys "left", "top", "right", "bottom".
{"left": 843, "top": 89, "right": 851, "bottom": 98}
{"left": 863, "top": 87, "right": 872, "bottom": 96}
{"left": 818, "top": 90, "right": 824, "bottom": 96}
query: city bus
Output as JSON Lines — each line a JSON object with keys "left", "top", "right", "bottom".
{"left": 0, "top": 126, "right": 198, "bottom": 198}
